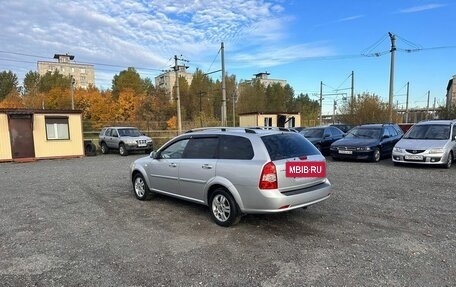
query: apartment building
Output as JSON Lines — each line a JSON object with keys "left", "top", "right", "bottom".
{"left": 446, "top": 75, "right": 456, "bottom": 110}
{"left": 247, "top": 72, "right": 287, "bottom": 87}
{"left": 37, "top": 54, "right": 95, "bottom": 89}
{"left": 155, "top": 65, "right": 193, "bottom": 101}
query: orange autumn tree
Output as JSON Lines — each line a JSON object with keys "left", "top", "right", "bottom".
{"left": 75, "top": 88, "right": 115, "bottom": 130}
{"left": 115, "top": 89, "right": 141, "bottom": 123}
{"left": 0, "top": 91, "right": 24, "bottom": 108}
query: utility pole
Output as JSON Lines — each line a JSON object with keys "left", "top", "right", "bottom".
{"left": 221, "top": 42, "right": 227, "bottom": 126}
{"left": 173, "top": 55, "right": 188, "bottom": 134}
{"left": 432, "top": 97, "right": 436, "bottom": 120}
{"left": 232, "top": 90, "right": 237, "bottom": 127}
{"left": 332, "top": 100, "right": 337, "bottom": 124}
{"left": 405, "top": 82, "right": 410, "bottom": 123}
{"left": 350, "top": 70, "right": 354, "bottom": 118}
{"left": 388, "top": 32, "right": 396, "bottom": 122}
{"left": 319, "top": 81, "right": 323, "bottom": 125}
{"left": 350, "top": 71, "right": 354, "bottom": 101}
{"left": 198, "top": 91, "right": 206, "bottom": 127}
{"left": 70, "top": 75, "right": 75, "bottom": 110}
{"left": 426, "top": 90, "right": 430, "bottom": 120}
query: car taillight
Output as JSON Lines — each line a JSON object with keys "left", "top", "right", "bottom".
{"left": 259, "top": 162, "right": 278, "bottom": 189}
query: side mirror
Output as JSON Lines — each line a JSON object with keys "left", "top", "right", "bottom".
{"left": 150, "top": 151, "right": 158, "bottom": 159}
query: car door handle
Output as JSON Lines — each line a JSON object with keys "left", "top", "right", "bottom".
{"left": 169, "top": 163, "right": 177, "bottom": 168}
{"left": 202, "top": 164, "right": 213, "bottom": 169}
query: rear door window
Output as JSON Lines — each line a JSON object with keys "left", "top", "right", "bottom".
{"left": 183, "top": 137, "right": 218, "bottom": 159}
{"left": 261, "top": 133, "right": 319, "bottom": 161}
{"left": 219, "top": 135, "right": 254, "bottom": 160}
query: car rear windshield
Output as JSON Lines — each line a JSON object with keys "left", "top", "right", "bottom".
{"left": 261, "top": 133, "right": 320, "bottom": 161}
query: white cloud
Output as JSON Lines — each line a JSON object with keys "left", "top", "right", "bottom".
{"left": 0, "top": 0, "right": 335, "bottom": 87}
{"left": 398, "top": 3, "right": 446, "bottom": 13}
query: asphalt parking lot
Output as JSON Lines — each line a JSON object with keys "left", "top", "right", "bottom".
{"left": 0, "top": 154, "right": 454, "bottom": 286}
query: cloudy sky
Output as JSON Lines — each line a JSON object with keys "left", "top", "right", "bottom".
{"left": 1, "top": 0, "right": 455, "bottom": 114}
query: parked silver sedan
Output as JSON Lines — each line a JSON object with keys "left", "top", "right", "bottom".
{"left": 392, "top": 120, "right": 456, "bottom": 168}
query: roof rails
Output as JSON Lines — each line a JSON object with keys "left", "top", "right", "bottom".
{"left": 185, "top": 127, "right": 259, "bottom": 134}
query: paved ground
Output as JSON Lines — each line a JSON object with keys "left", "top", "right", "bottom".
{"left": 0, "top": 154, "right": 454, "bottom": 286}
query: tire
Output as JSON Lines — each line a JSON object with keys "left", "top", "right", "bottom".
{"left": 209, "top": 188, "right": 241, "bottom": 227}
{"left": 101, "top": 142, "right": 109, "bottom": 154}
{"left": 332, "top": 156, "right": 340, "bottom": 161}
{"left": 133, "top": 173, "right": 155, "bottom": 200}
{"left": 145, "top": 149, "right": 152, "bottom": 154}
{"left": 119, "top": 144, "right": 129, "bottom": 156}
{"left": 372, "top": 148, "right": 381, "bottom": 162}
{"left": 84, "top": 142, "right": 97, "bottom": 156}
{"left": 444, "top": 152, "right": 453, "bottom": 169}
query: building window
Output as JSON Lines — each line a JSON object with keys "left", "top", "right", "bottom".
{"left": 45, "top": 117, "right": 70, "bottom": 140}
{"left": 264, "top": 117, "right": 272, "bottom": 127}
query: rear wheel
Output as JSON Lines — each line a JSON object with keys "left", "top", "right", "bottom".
{"left": 209, "top": 188, "right": 241, "bottom": 227}
{"left": 119, "top": 144, "right": 129, "bottom": 156}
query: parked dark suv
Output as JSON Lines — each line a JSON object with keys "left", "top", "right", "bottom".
{"left": 130, "top": 127, "right": 332, "bottom": 227}
{"left": 330, "top": 123, "right": 403, "bottom": 162}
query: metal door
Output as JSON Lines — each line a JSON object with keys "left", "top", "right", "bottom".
{"left": 8, "top": 114, "right": 35, "bottom": 159}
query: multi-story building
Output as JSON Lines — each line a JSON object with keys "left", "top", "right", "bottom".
{"left": 37, "top": 54, "right": 95, "bottom": 89}
{"left": 247, "top": 72, "right": 287, "bottom": 87}
{"left": 155, "top": 65, "right": 193, "bottom": 101}
{"left": 446, "top": 75, "right": 456, "bottom": 110}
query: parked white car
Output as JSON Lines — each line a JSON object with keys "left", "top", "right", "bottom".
{"left": 392, "top": 120, "right": 456, "bottom": 168}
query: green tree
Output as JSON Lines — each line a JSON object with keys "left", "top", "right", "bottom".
{"left": 23, "top": 71, "right": 40, "bottom": 96}
{"left": 338, "top": 92, "right": 399, "bottom": 124}
{"left": 112, "top": 67, "right": 145, "bottom": 99}
{"left": 264, "top": 83, "right": 294, "bottom": 113}
{"left": 293, "top": 93, "right": 320, "bottom": 126}
{"left": 0, "top": 70, "right": 18, "bottom": 101}
{"left": 38, "top": 71, "right": 71, "bottom": 93}
{"left": 237, "top": 79, "right": 266, "bottom": 114}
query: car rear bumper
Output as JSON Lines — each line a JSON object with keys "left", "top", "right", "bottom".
{"left": 240, "top": 179, "right": 332, "bottom": 213}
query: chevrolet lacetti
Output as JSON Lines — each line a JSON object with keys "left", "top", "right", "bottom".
{"left": 130, "top": 127, "right": 332, "bottom": 227}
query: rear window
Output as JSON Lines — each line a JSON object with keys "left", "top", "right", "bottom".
{"left": 261, "top": 133, "right": 320, "bottom": 161}
{"left": 219, "top": 135, "right": 254, "bottom": 160}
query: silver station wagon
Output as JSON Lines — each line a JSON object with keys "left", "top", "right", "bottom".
{"left": 392, "top": 120, "right": 456, "bottom": 168}
{"left": 130, "top": 127, "right": 332, "bottom": 226}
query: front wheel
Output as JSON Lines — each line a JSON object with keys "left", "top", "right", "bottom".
{"left": 133, "top": 173, "right": 155, "bottom": 200}
{"left": 372, "top": 148, "right": 381, "bottom": 162}
{"left": 444, "top": 152, "right": 453, "bottom": 169}
{"left": 209, "top": 188, "right": 241, "bottom": 227}
{"left": 100, "top": 142, "right": 109, "bottom": 154}
{"left": 119, "top": 144, "right": 129, "bottom": 156}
